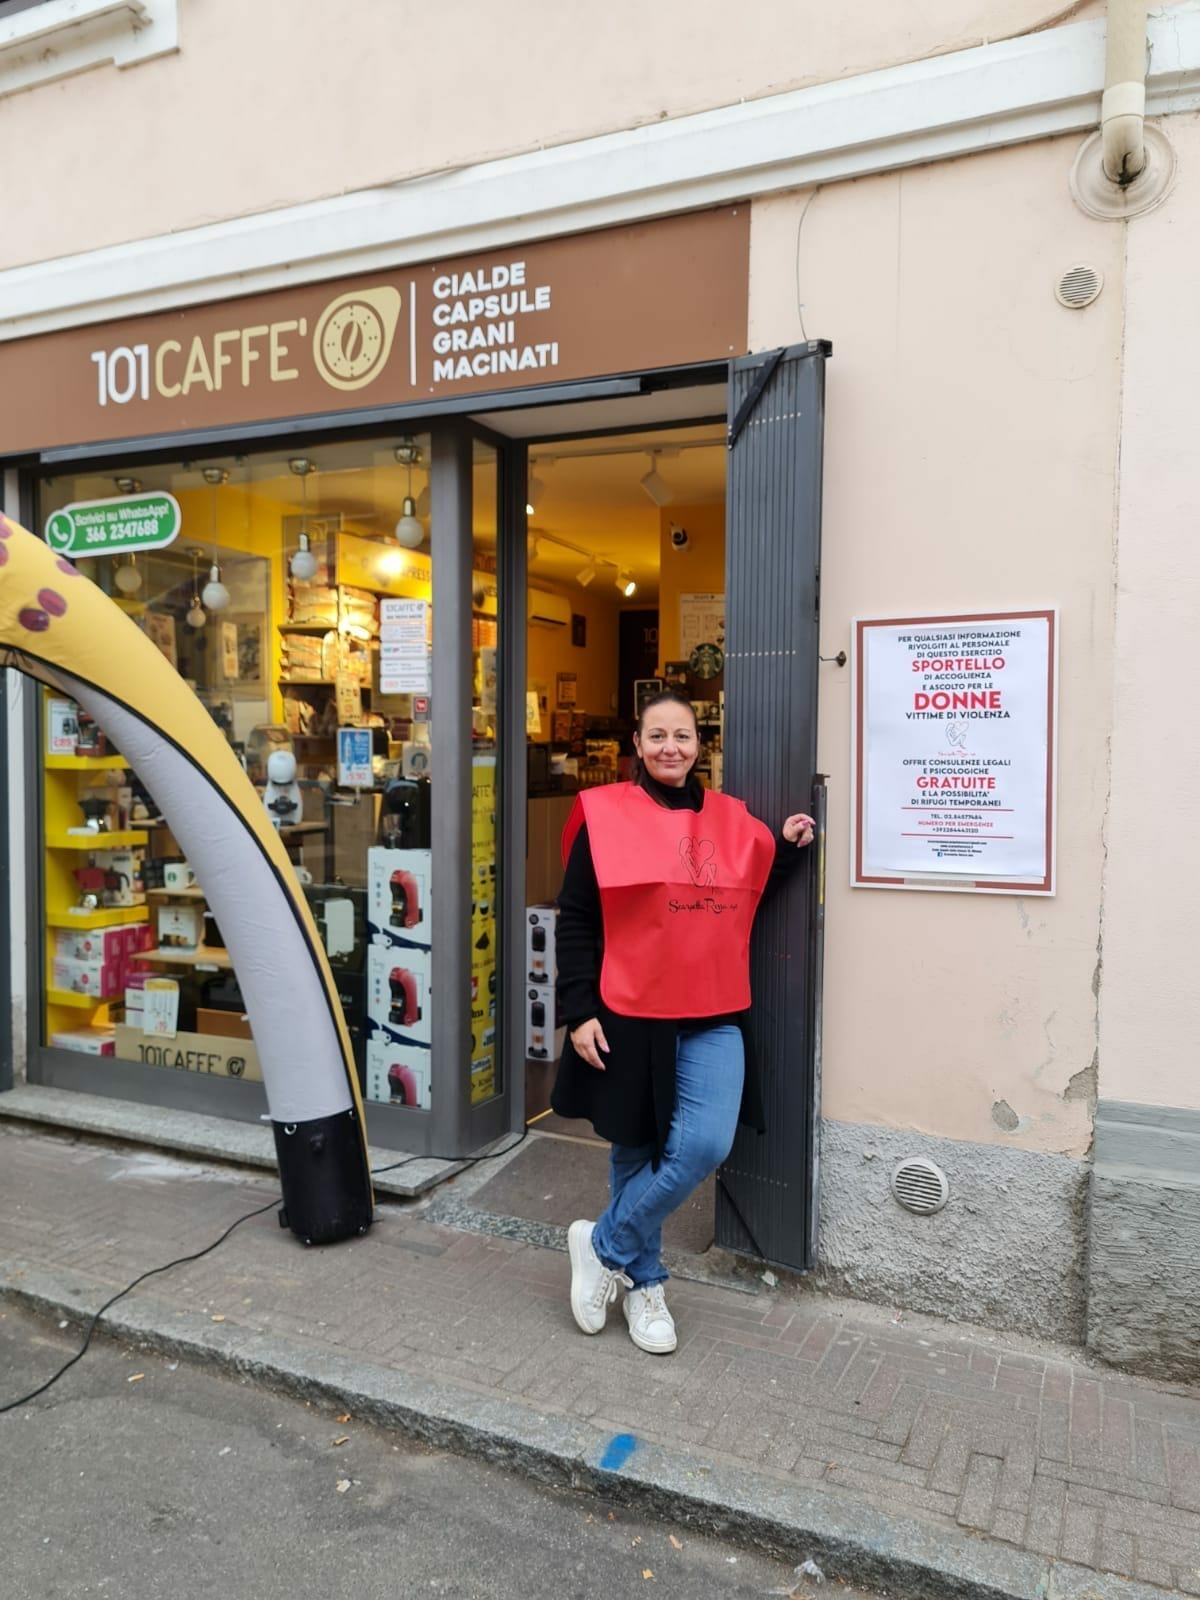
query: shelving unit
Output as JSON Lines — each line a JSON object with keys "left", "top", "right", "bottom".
{"left": 42, "top": 700, "right": 152, "bottom": 1044}
{"left": 135, "top": 948, "right": 233, "bottom": 970}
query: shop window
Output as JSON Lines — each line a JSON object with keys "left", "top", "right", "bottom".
{"left": 37, "top": 436, "right": 439, "bottom": 1120}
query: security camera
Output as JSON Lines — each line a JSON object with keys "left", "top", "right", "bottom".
{"left": 669, "top": 524, "right": 690, "bottom": 552}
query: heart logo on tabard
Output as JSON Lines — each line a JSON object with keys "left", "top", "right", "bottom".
{"left": 679, "top": 836, "right": 718, "bottom": 887}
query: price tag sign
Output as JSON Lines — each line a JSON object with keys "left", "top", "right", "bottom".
{"left": 45, "top": 493, "right": 182, "bottom": 560}
{"left": 337, "top": 727, "right": 373, "bottom": 789}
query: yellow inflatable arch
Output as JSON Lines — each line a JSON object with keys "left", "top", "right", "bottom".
{"left": 0, "top": 511, "right": 373, "bottom": 1244}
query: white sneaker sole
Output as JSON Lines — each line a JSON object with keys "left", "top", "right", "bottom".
{"left": 568, "top": 1219, "right": 605, "bottom": 1335}
{"left": 623, "top": 1306, "right": 678, "bottom": 1355}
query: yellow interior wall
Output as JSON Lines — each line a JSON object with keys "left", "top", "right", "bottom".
{"left": 527, "top": 580, "right": 620, "bottom": 724}
{"left": 656, "top": 502, "right": 726, "bottom": 669}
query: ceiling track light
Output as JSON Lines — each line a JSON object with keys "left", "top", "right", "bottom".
{"left": 616, "top": 568, "right": 637, "bottom": 598}
{"left": 394, "top": 438, "right": 425, "bottom": 548}
{"left": 639, "top": 452, "right": 674, "bottom": 508}
{"left": 525, "top": 470, "right": 547, "bottom": 517}
{"left": 288, "top": 458, "right": 319, "bottom": 581}
{"left": 576, "top": 562, "right": 596, "bottom": 588}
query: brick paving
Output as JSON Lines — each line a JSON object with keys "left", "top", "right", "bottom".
{"left": 4, "top": 1125, "right": 1200, "bottom": 1592}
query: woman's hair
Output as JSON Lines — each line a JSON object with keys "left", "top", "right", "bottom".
{"left": 630, "top": 686, "right": 698, "bottom": 785}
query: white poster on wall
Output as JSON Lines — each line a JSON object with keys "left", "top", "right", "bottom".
{"left": 679, "top": 592, "right": 725, "bottom": 658}
{"left": 851, "top": 610, "right": 1057, "bottom": 895}
{"left": 379, "top": 597, "right": 431, "bottom": 694}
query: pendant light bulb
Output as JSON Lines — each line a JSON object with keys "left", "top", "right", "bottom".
{"left": 114, "top": 556, "right": 143, "bottom": 594}
{"left": 202, "top": 565, "right": 230, "bottom": 611}
{"left": 394, "top": 442, "right": 425, "bottom": 547}
{"left": 201, "top": 466, "right": 230, "bottom": 611}
{"left": 395, "top": 497, "right": 424, "bottom": 548}
{"left": 291, "top": 530, "right": 318, "bottom": 582}
{"left": 187, "top": 550, "right": 206, "bottom": 627}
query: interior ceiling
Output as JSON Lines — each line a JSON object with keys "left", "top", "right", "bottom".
{"left": 50, "top": 405, "right": 727, "bottom": 605}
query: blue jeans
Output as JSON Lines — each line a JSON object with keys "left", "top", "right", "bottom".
{"left": 592, "top": 1024, "right": 744, "bottom": 1289}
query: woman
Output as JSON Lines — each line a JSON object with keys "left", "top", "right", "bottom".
{"left": 553, "top": 686, "right": 814, "bottom": 1355}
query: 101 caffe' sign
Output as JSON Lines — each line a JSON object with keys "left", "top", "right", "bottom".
{"left": 852, "top": 611, "right": 1057, "bottom": 895}
{"left": 0, "top": 209, "right": 749, "bottom": 453}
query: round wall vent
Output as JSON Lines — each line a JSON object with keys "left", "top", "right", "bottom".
{"left": 1055, "top": 265, "right": 1103, "bottom": 310}
{"left": 891, "top": 1158, "right": 950, "bottom": 1216}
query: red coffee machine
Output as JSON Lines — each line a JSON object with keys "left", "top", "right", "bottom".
{"left": 389, "top": 869, "right": 422, "bottom": 929}
{"left": 387, "top": 1062, "right": 419, "bottom": 1106}
{"left": 388, "top": 967, "right": 421, "bottom": 1029}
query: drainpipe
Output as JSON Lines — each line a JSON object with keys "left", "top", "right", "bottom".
{"left": 1102, "top": 0, "right": 1149, "bottom": 184}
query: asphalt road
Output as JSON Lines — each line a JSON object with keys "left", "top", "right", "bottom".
{"left": 0, "top": 1303, "right": 897, "bottom": 1600}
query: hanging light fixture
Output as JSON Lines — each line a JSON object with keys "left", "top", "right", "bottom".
{"left": 639, "top": 452, "right": 673, "bottom": 508}
{"left": 288, "top": 458, "right": 319, "bottom": 581}
{"left": 200, "top": 467, "right": 230, "bottom": 611}
{"left": 616, "top": 568, "right": 637, "bottom": 598}
{"left": 186, "top": 549, "right": 206, "bottom": 628}
{"left": 114, "top": 554, "right": 143, "bottom": 595}
{"left": 525, "top": 472, "right": 545, "bottom": 517}
{"left": 576, "top": 562, "right": 596, "bottom": 588}
{"left": 394, "top": 440, "right": 425, "bottom": 548}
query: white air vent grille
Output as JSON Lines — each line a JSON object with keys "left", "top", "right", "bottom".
{"left": 1055, "top": 265, "right": 1103, "bottom": 309}
{"left": 890, "top": 1158, "right": 950, "bottom": 1216}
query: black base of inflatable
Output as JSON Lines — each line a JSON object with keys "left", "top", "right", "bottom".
{"left": 272, "top": 1108, "right": 374, "bottom": 1246}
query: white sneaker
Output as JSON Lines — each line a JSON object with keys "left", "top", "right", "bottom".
{"left": 568, "top": 1220, "right": 632, "bottom": 1335}
{"left": 623, "top": 1283, "right": 678, "bottom": 1354}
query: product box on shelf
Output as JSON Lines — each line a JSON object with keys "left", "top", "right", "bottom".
{"left": 367, "top": 846, "right": 432, "bottom": 948}
{"left": 366, "top": 943, "right": 431, "bottom": 1044}
{"left": 525, "top": 904, "right": 557, "bottom": 986}
{"left": 156, "top": 903, "right": 203, "bottom": 952}
{"left": 49, "top": 1027, "right": 115, "bottom": 1056}
{"left": 114, "top": 1025, "right": 262, "bottom": 1081}
{"left": 51, "top": 955, "right": 120, "bottom": 999}
{"left": 196, "top": 1007, "right": 254, "bottom": 1042}
{"left": 525, "top": 986, "right": 565, "bottom": 1062}
{"left": 365, "top": 1035, "right": 431, "bottom": 1109}
{"left": 53, "top": 923, "right": 140, "bottom": 965}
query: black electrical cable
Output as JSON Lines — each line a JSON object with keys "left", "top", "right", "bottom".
{"left": 3, "top": 1127, "right": 534, "bottom": 1414}
{"left": 0, "top": 1195, "right": 280, "bottom": 1416}
{"left": 370, "top": 1125, "right": 528, "bottom": 1178}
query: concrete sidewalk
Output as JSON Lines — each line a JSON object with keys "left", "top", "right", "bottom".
{"left": 3, "top": 1122, "right": 1200, "bottom": 1600}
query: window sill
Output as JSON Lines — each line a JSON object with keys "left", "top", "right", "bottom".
{"left": 0, "top": 0, "right": 177, "bottom": 98}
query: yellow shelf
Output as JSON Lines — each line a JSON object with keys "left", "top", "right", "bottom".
{"left": 44, "top": 754, "right": 129, "bottom": 771}
{"left": 145, "top": 887, "right": 205, "bottom": 901}
{"left": 47, "top": 988, "right": 119, "bottom": 1010}
{"left": 46, "top": 907, "right": 149, "bottom": 930}
{"left": 46, "top": 830, "right": 149, "bottom": 850}
{"left": 136, "top": 947, "right": 233, "bottom": 969}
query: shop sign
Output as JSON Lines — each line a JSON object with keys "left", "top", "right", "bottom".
{"left": 851, "top": 610, "right": 1057, "bottom": 895}
{"left": 0, "top": 208, "right": 749, "bottom": 454}
{"left": 44, "top": 492, "right": 182, "bottom": 559}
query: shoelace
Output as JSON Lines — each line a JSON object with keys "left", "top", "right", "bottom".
{"left": 641, "top": 1284, "right": 670, "bottom": 1321}
{"left": 591, "top": 1265, "right": 633, "bottom": 1313}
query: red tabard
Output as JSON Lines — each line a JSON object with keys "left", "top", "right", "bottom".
{"left": 561, "top": 783, "right": 776, "bottom": 1019}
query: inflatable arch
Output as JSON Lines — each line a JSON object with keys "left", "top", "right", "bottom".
{"left": 0, "top": 512, "right": 373, "bottom": 1245}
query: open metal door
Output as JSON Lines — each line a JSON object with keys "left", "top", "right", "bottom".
{"left": 716, "top": 342, "right": 830, "bottom": 1272}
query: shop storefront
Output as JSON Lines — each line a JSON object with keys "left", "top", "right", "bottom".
{"left": 0, "top": 205, "right": 827, "bottom": 1265}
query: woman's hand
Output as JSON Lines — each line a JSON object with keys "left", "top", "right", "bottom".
{"left": 782, "top": 812, "right": 816, "bottom": 847}
{"left": 570, "top": 1017, "right": 610, "bottom": 1071}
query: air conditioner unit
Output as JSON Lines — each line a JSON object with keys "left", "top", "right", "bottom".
{"left": 527, "top": 588, "right": 572, "bottom": 629}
